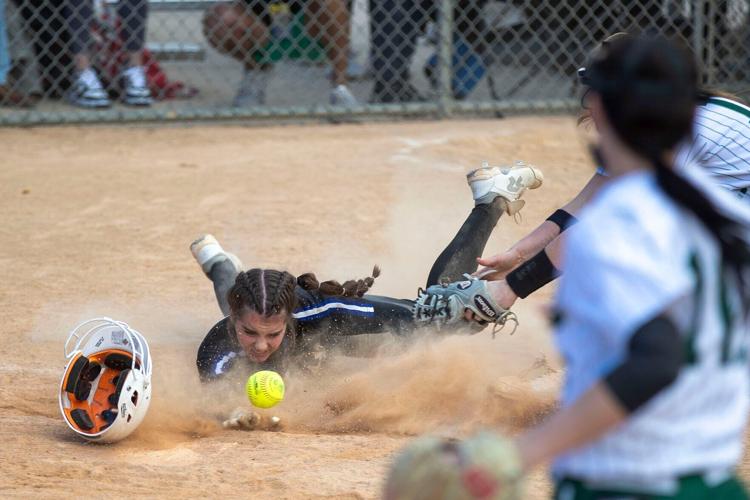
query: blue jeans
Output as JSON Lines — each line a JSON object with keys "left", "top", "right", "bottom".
{"left": 0, "top": 0, "right": 9, "bottom": 85}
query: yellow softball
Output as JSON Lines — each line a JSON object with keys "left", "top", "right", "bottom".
{"left": 246, "top": 370, "right": 285, "bottom": 409}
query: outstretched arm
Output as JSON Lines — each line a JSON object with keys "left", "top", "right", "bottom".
{"left": 476, "top": 172, "right": 607, "bottom": 280}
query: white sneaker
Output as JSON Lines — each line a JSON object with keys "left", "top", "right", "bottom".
{"left": 329, "top": 84, "right": 359, "bottom": 107}
{"left": 467, "top": 161, "right": 544, "bottom": 214}
{"left": 190, "top": 234, "right": 243, "bottom": 277}
{"left": 234, "top": 69, "right": 269, "bottom": 107}
{"left": 121, "top": 66, "right": 152, "bottom": 106}
{"left": 68, "top": 68, "right": 110, "bottom": 108}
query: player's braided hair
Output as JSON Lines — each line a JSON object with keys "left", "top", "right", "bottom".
{"left": 587, "top": 35, "right": 750, "bottom": 295}
{"left": 227, "top": 266, "right": 381, "bottom": 319}
{"left": 227, "top": 269, "right": 298, "bottom": 318}
{"left": 297, "top": 266, "right": 381, "bottom": 298}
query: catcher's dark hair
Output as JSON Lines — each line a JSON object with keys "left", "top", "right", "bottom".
{"left": 576, "top": 32, "right": 746, "bottom": 125}
{"left": 228, "top": 269, "right": 298, "bottom": 318}
{"left": 587, "top": 34, "right": 750, "bottom": 291}
{"left": 297, "top": 266, "right": 381, "bottom": 298}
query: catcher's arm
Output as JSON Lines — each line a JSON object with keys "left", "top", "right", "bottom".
{"left": 476, "top": 172, "right": 607, "bottom": 281}
{"left": 516, "top": 381, "right": 625, "bottom": 470}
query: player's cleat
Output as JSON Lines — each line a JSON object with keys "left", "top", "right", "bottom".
{"left": 190, "top": 234, "right": 243, "bottom": 277}
{"left": 329, "top": 84, "right": 359, "bottom": 107}
{"left": 233, "top": 68, "right": 269, "bottom": 107}
{"left": 68, "top": 68, "right": 111, "bottom": 108}
{"left": 121, "top": 66, "right": 153, "bottom": 106}
{"left": 467, "top": 161, "right": 544, "bottom": 214}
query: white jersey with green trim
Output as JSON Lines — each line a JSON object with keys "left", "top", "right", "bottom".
{"left": 674, "top": 97, "right": 750, "bottom": 199}
{"left": 597, "top": 97, "right": 750, "bottom": 201}
{"left": 552, "top": 165, "right": 750, "bottom": 491}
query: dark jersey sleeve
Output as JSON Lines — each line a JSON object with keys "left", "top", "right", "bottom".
{"left": 292, "top": 286, "right": 416, "bottom": 337}
{"left": 196, "top": 317, "right": 243, "bottom": 382}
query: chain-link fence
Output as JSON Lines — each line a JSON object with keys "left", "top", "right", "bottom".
{"left": 0, "top": 0, "right": 747, "bottom": 125}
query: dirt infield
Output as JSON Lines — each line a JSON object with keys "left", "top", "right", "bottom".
{"left": 3, "top": 117, "right": 739, "bottom": 499}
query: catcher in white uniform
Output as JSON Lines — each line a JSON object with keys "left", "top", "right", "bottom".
{"left": 473, "top": 32, "right": 750, "bottom": 311}
{"left": 400, "top": 34, "right": 750, "bottom": 499}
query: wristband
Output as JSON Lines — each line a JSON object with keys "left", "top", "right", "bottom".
{"left": 505, "top": 250, "right": 560, "bottom": 299}
{"left": 546, "top": 209, "right": 578, "bottom": 231}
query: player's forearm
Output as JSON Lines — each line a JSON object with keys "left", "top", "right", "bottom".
{"left": 514, "top": 382, "right": 626, "bottom": 471}
{"left": 505, "top": 175, "right": 605, "bottom": 264}
{"left": 560, "top": 172, "right": 608, "bottom": 216}
{"left": 506, "top": 220, "right": 561, "bottom": 263}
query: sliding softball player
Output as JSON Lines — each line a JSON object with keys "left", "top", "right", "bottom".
{"left": 191, "top": 161, "right": 542, "bottom": 382}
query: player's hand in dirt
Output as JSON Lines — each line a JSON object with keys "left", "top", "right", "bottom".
{"left": 222, "top": 408, "right": 282, "bottom": 431}
{"left": 474, "top": 249, "right": 525, "bottom": 281}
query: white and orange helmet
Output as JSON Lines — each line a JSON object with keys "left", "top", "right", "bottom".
{"left": 59, "top": 317, "right": 152, "bottom": 443}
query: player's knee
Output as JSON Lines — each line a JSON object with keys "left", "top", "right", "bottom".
{"left": 202, "top": 4, "right": 230, "bottom": 49}
{"left": 204, "top": 3, "right": 266, "bottom": 53}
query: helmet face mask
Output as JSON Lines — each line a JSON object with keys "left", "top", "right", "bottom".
{"left": 59, "top": 318, "right": 152, "bottom": 444}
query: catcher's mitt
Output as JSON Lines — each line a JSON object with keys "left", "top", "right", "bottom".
{"left": 384, "top": 431, "right": 524, "bottom": 500}
{"left": 412, "top": 274, "right": 518, "bottom": 335}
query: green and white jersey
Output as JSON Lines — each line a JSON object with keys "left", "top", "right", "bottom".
{"left": 552, "top": 165, "right": 750, "bottom": 492}
{"left": 597, "top": 97, "right": 750, "bottom": 201}
{"left": 675, "top": 97, "right": 750, "bottom": 199}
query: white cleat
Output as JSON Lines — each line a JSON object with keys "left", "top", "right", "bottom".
{"left": 467, "top": 161, "right": 544, "bottom": 214}
{"left": 190, "top": 234, "right": 243, "bottom": 277}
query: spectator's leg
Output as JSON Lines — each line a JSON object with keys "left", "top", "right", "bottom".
{"left": 305, "top": 0, "right": 349, "bottom": 86}
{"left": 203, "top": 1, "right": 269, "bottom": 68}
{"left": 204, "top": 1, "right": 271, "bottom": 106}
{"left": 62, "top": 0, "right": 110, "bottom": 107}
{"left": 0, "top": 0, "right": 25, "bottom": 105}
{"left": 118, "top": 0, "right": 152, "bottom": 105}
{"left": 62, "top": 0, "right": 94, "bottom": 71}
{"left": 118, "top": 0, "right": 149, "bottom": 67}
{"left": 0, "top": 0, "right": 9, "bottom": 86}
{"left": 369, "top": 0, "right": 427, "bottom": 102}
{"left": 3, "top": 0, "right": 39, "bottom": 105}
{"left": 17, "top": 0, "right": 73, "bottom": 97}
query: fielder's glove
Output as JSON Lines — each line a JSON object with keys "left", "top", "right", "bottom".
{"left": 385, "top": 431, "right": 524, "bottom": 500}
{"left": 412, "top": 274, "right": 518, "bottom": 335}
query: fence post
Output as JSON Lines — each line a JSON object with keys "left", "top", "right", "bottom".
{"left": 438, "top": 0, "right": 453, "bottom": 117}
{"left": 692, "top": 0, "right": 705, "bottom": 84}
{"left": 704, "top": 0, "right": 717, "bottom": 86}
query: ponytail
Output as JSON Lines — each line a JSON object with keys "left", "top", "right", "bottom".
{"left": 652, "top": 157, "right": 750, "bottom": 297}
{"left": 297, "top": 266, "right": 381, "bottom": 298}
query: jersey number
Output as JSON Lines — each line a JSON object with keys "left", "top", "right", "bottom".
{"left": 684, "top": 253, "right": 747, "bottom": 365}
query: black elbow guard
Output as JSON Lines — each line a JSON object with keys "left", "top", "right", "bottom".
{"left": 605, "top": 316, "right": 683, "bottom": 413}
